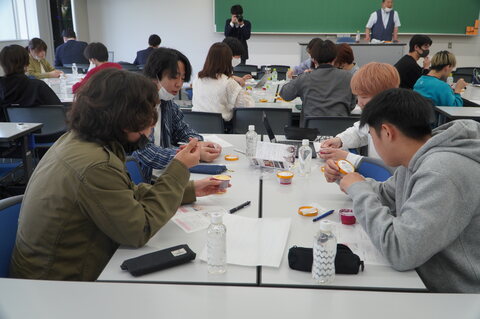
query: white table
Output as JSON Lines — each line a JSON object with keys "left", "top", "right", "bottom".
{"left": 434, "top": 106, "right": 480, "bottom": 124}
{"left": 1, "top": 278, "right": 479, "bottom": 319}
{"left": 43, "top": 74, "right": 78, "bottom": 103}
{"left": 98, "top": 135, "right": 261, "bottom": 285}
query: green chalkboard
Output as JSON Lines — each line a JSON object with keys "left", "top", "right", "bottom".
{"left": 215, "top": 0, "right": 480, "bottom": 34}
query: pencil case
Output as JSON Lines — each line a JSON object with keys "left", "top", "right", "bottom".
{"left": 189, "top": 164, "right": 227, "bottom": 175}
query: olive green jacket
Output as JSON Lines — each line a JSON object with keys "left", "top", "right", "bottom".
{"left": 10, "top": 131, "right": 196, "bottom": 281}
{"left": 27, "top": 55, "right": 56, "bottom": 79}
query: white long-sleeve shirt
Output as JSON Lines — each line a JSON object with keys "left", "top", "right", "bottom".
{"left": 336, "top": 121, "right": 380, "bottom": 167}
{"left": 192, "top": 74, "right": 254, "bottom": 121}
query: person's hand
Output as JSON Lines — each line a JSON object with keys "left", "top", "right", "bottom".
{"left": 318, "top": 148, "right": 348, "bottom": 161}
{"left": 303, "top": 69, "right": 312, "bottom": 73}
{"left": 365, "top": 34, "right": 371, "bottom": 42}
{"left": 174, "top": 138, "right": 200, "bottom": 168}
{"left": 49, "top": 70, "right": 63, "bottom": 78}
{"left": 194, "top": 177, "right": 231, "bottom": 197}
{"left": 339, "top": 172, "right": 365, "bottom": 193}
{"left": 320, "top": 137, "right": 342, "bottom": 148}
{"left": 199, "top": 141, "right": 222, "bottom": 162}
{"left": 242, "top": 74, "right": 253, "bottom": 81}
{"left": 233, "top": 76, "right": 245, "bottom": 87}
{"left": 323, "top": 159, "right": 341, "bottom": 183}
{"left": 454, "top": 78, "right": 467, "bottom": 93}
{"left": 231, "top": 15, "right": 238, "bottom": 24}
{"left": 287, "top": 69, "right": 294, "bottom": 79}
{"left": 423, "top": 56, "right": 431, "bottom": 69}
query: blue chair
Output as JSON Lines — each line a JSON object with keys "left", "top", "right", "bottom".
{"left": 126, "top": 157, "right": 145, "bottom": 184}
{"left": 0, "top": 195, "right": 23, "bottom": 278}
{"left": 357, "top": 157, "right": 395, "bottom": 182}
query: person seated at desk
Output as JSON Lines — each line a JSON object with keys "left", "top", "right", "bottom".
{"left": 414, "top": 51, "right": 467, "bottom": 107}
{"left": 133, "top": 48, "right": 221, "bottom": 182}
{"left": 323, "top": 88, "right": 480, "bottom": 293}
{"left": 394, "top": 35, "right": 432, "bottom": 89}
{"left": 9, "top": 68, "right": 225, "bottom": 281}
{"left": 133, "top": 34, "right": 161, "bottom": 66}
{"left": 72, "top": 42, "right": 122, "bottom": 93}
{"left": 320, "top": 62, "right": 400, "bottom": 167}
{"left": 334, "top": 43, "right": 359, "bottom": 75}
{"left": 26, "top": 38, "right": 63, "bottom": 79}
{"left": 223, "top": 36, "right": 252, "bottom": 86}
{"left": 280, "top": 39, "right": 356, "bottom": 122}
{"left": 54, "top": 29, "right": 89, "bottom": 67}
{"left": 0, "top": 45, "right": 61, "bottom": 109}
{"left": 192, "top": 42, "right": 254, "bottom": 125}
{"left": 365, "top": 0, "right": 400, "bottom": 42}
{"left": 287, "top": 37, "right": 321, "bottom": 79}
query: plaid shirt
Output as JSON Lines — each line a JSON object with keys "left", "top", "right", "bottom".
{"left": 133, "top": 100, "right": 202, "bottom": 181}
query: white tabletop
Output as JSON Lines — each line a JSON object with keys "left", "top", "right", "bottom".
{"left": 0, "top": 122, "right": 43, "bottom": 142}
{"left": 43, "top": 74, "right": 77, "bottom": 103}
{"left": 0, "top": 278, "right": 478, "bottom": 319}
{"left": 98, "top": 135, "right": 262, "bottom": 285}
{"left": 434, "top": 106, "right": 480, "bottom": 119}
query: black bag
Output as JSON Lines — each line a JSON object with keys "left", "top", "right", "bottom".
{"left": 288, "top": 244, "right": 364, "bottom": 274}
{"left": 284, "top": 126, "right": 318, "bottom": 141}
{"left": 120, "top": 244, "right": 196, "bottom": 277}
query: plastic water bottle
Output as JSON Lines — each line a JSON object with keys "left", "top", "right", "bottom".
{"left": 298, "top": 139, "right": 312, "bottom": 177}
{"left": 59, "top": 73, "right": 67, "bottom": 98}
{"left": 246, "top": 125, "right": 258, "bottom": 158}
{"left": 71, "top": 63, "right": 78, "bottom": 79}
{"left": 312, "top": 220, "right": 337, "bottom": 284}
{"left": 355, "top": 30, "right": 361, "bottom": 43}
{"left": 207, "top": 213, "right": 227, "bottom": 274}
{"left": 271, "top": 68, "right": 278, "bottom": 82}
{"left": 447, "top": 73, "right": 454, "bottom": 87}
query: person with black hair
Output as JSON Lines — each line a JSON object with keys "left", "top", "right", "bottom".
{"left": 280, "top": 39, "right": 356, "bottom": 123}
{"left": 26, "top": 38, "right": 63, "bottom": 79}
{"left": 10, "top": 68, "right": 226, "bottom": 281}
{"left": 0, "top": 44, "right": 61, "bottom": 109}
{"left": 287, "top": 37, "right": 322, "bottom": 79}
{"left": 224, "top": 4, "right": 251, "bottom": 64}
{"left": 135, "top": 48, "right": 222, "bottom": 181}
{"left": 323, "top": 88, "right": 480, "bottom": 293}
{"left": 133, "top": 34, "right": 161, "bottom": 65}
{"left": 222, "top": 37, "right": 252, "bottom": 86}
{"left": 72, "top": 42, "right": 122, "bottom": 93}
{"left": 394, "top": 34, "right": 433, "bottom": 89}
{"left": 54, "top": 29, "right": 88, "bottom": 67}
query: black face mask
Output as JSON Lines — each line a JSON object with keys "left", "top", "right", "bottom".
{"left": 418, "top": 49, "right": 429, "bottom": 58}
{"left": 122, "top": 134, "right": 150, "bottom": 154}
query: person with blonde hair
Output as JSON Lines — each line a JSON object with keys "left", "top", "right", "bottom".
{"left": 414, "top": 51, "right": 467, "bottom": 106}
{"left": 319, "top": 62, "right": 400, "bottom": 166}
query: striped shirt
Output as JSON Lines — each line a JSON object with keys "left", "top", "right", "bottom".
{"left": 133, "top": 100, "right": 203, "bottom": 181}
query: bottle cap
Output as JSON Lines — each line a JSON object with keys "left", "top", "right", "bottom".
{"left": 319, "top": 220, "right": 333, "bottom": 232}
{"left": 210, "top": 212, "right": 223, "bottom": 224}
{"left": 302, "top": 139, "right": 309, "bottom": 146}
{"left": 248, "top": 125, "right": 255, "bottom": 131}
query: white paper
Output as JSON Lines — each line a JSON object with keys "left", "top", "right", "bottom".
{"left": 200, "top": 214, "right": 291, "bottom": 267}
{"left": 202, "top": 134, "right": 233, "bottom": 148}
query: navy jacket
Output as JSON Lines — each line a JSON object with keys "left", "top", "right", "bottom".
{"left": 133, "top": 47, "right": 154, "bottom": 65}
{"left": 371, "top": 9, "right": 395, "bottom": 42}
{"left": 54, "top": 40, "right": 89, "bottom": 67}
{"left": 224, "top": 19, "right": 251, "bottom": 61}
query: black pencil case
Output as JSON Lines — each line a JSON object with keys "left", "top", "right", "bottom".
{"left": 288, "top": 244, "right": 365, "bottom": 274}
{"left": 120, "top": 244, "right": 196, "bottom": 277}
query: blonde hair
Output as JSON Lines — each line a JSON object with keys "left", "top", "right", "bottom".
{"left": 430, "top": 51, "right": 456, "bottom": 71}
{"left": 350, "top": 62, "right": 400, "bottom": 96}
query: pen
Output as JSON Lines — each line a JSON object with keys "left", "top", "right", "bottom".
{"left": 312, "top": 209, "right": 334, "bottom": 222}
{"left": 234, "top": 148, "right": 246, "bottom": 155}
{"left": 229, "top": 201, "right": 251, "bottom": 214}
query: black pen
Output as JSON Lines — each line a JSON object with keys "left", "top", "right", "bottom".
{"left": 229, "top": 201, "right": 251, "bottom": 214}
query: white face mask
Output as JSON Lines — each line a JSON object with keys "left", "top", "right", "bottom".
{"left": 232, "top": 57, "right": 241, "bottom": 68}
{"left": 159, "top": 86, "right": 176, "bottom": 101}
{"left": 384, "top": 7, "right": 392, "bottom": 13}
{"left": 87, "top": 60, "right": 95, "bottom": 72}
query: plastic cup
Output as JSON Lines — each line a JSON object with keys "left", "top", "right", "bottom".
{"left": 212, "top": 175, "right": 231, "bottom": 193}
{"left": 276, "top": 171, "right": 294, "bottom": 185}
{"left": 340, "top": 209, "right": 356, "bottom": 225}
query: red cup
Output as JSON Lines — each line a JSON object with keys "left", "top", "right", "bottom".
{"left": 340, "top": 209, "right": 356, "bottom": 225}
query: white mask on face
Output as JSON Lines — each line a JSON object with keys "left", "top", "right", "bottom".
{"left": 384, "top": 7, "right": 392, "bottom": 13}
{"left": 159, "top": 86, "right": 176, "bottom": 101}
{"left": 232, "top": 57, "right": 241, "bottom": 68}
{"left": 87, "top": 60, "right": 95, "bottom": 72}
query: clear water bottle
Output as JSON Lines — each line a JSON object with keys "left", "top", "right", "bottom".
{"left": 245, "top": 125, "right": 258, "bottom": 158}
{"left": 312, "top": 220, "right": 337, "bottom": 284}
{"left": 71, "top": 63, "right": 78, "bottom": 79}
{"left": 355, "top": 30, "right": 361, "bottom": 43}
{"left": 447, "top": 73, "right": 454, "bottom": 87}
{"left": 271, "top": 68, "right": 278, "bottom": 82}
{"left": 59, "top": 73, "right": 67, "bottom": 98}
{"left": 207, "top": 213, "right": 227, "bottom": 274}
{"left": 298, "top": 139, "right": 312, "bottom": 177}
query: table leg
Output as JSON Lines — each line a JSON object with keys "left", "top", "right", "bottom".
{"left": 20, "top": 135, "right": 34, "bottom": 181}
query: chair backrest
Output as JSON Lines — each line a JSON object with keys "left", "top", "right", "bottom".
{"left": 6, "top": 105, "right": 68, "bottom": 137}
{"left": 0, "top": 195, "right": 23, "bottom": 278}
{"left": 118, "top": 62, "right": 140, "bottom": 71}
{"left": 125, "top": 157, "right": 145, "bottom": 185}
{"left": 305, "top": 116, "right": 359, "bottom": 136}
{"left": 357, "top": 157, "right": 394, "bottom": 182}
{"left": 182, "top": 111, "right": 225, "bottom": 134}
{"left": 234, "top": 64, "right": 258, "bottom": 73}
{"left": 232, "top": 108, "right": 292, "bottom": 134}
